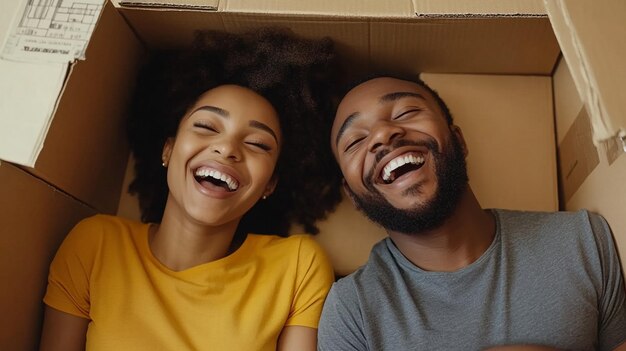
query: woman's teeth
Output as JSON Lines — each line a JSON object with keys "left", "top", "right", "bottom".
{"left": 194, "top": 168, "right": 239, "bottom": 191}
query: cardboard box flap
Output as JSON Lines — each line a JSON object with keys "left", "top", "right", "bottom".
{"left": 117, "top": 0, "right": 546, "bottom": 18}
{"left": 545, "top": 0, "right": 626, "bottom": 142}
{"left": 28, "top": 1, "right": 145, "bottom": 213}
{"left": 119, "top": 0, "right": 219, "bottom": 11}
{"left": 118, "top": 6, "right": 559, "bottom": 75}
{"left": 412, "top": 0, "right": 546, "bottom": 17}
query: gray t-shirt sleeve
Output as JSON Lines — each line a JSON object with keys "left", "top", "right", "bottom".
{"left": 318, "top": 281, "right": 367, "bottom": 351}
{"left": 590, "top": 213, "right": 626, "bottom": 350}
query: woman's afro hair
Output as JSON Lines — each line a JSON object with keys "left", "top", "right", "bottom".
{"left": 126, "top": 27, "right": 343, "bottom": 236}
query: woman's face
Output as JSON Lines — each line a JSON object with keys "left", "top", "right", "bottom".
{"left": 162, "top": 85, "right": 281, "bottom": 227}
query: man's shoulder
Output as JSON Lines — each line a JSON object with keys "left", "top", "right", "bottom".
{"left": 495, "top": 208, "right": 601, "bottom": 234}
{"left": 495, "top": 208, "right": 594, "bottom": 222}
{"left": 332, "top": 238, "right": 397, "bottom": 295}
{"left": 495, "top": 208, "right": 608, "bottom": 255}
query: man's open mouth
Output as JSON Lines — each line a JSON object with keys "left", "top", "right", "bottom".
{"left": 380, "top": 152, "right": 425, "bottom": 184}
{"left": 193, "top": 166, "right": 239, "bottom": 192}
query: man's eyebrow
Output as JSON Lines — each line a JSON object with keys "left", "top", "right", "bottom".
{"left": 379, "top": 92, "right": 425, "bottom": 103}
{"left": 189, "top": 105, "right": 229, "bottom": 118}
{"left": 249, "top": 120, "right": 278, "bottom": 143}
{"left": 335, "top": 111, "right": 360, "bottom": 148}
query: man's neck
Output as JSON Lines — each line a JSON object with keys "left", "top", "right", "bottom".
{"left": 388, "top": 188, "right": 495, "bottom": 272}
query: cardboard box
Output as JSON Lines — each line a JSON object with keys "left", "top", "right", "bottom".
{"left": 2, "top": 0, "right": 626, "bottom": 348}
{"left": 4, "top": 2, "right": 145, "bottom": 214}
{"left": 0, "top": 162, "right": 96, "bottom": 351}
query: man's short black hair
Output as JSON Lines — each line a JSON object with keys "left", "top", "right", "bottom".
{"left": 339, "top": 72, "right": 454, "bottom": 125}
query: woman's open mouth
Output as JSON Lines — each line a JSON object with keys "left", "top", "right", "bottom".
{"left": 193, "top": 166, "right": 239, "bottom": 192}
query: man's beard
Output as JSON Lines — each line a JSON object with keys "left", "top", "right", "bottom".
{"left": 346, "top": 132, "right": 468, "bottom": 235}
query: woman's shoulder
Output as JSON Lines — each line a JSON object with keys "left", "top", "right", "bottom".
{"left": 75, "top": 213, "right": 138, "bottom": 227}
{"left": 64, "top": 214, "right": 145, "bottom": 247}
{"left": 247, "top": 234, "right": 332, "bottom": 272}
{"left": 248, "top": 234, "right": 325, "bottom": 256}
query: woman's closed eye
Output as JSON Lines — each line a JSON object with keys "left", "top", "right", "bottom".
{"left": 193, "top": 121, "right": 218, "bottom": 133}
{"left": 245, "top": 140, "right": 272, "bottom": 152}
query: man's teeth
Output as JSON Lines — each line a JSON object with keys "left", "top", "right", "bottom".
{"left": 194, "top": 168, "right": 239, "bottom": 190}
{"left": 382, "top": 154, "right": 425, "bottom": 181}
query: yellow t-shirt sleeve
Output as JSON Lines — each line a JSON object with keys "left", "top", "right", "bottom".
{"left": 43, "top": 216, "right": 102, "bottom": 319}
{"left": 285, "top": 236, "right": 334, "bottom": 328}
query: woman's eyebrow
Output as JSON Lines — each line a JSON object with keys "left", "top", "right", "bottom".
{"left": 189, "top": 106, "right": 277, "bottom": 142}
{"left": 189, "top": 105, "right": 229, "bottom": 118}
{"left": 249, "top": 120, "right": 278, "bottom": 143}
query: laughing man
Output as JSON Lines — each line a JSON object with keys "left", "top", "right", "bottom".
{"left": 318, "top": 76, "right": 626, "bottom": 351}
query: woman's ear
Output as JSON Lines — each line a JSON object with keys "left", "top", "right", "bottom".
{"left": 262, "top": 175, "right": 278, "bottom": 199}
{"left": 162, "top": 138, "right": 174, "bottom": 167}
{"left": 451, "top": 125, "right": 469, "bottom": 157}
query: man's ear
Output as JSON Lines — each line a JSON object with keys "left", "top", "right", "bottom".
{"left": 162, "top": 138, "right": 174, "bottom": 167}
{"left": 451, "top": 124, "right": 469, "bottom": 157}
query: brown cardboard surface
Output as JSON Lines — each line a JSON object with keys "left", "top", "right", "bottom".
{"left": 0, "top": 162, "right": 96, "bottom": 351}
{"left": 423, "top": 73, "right": 558, "bottom": 212}
{"left": 369, "top": 18, "right": 557, "bottom": 75}
{"left": 545, "top": 0, "right": 626, "bottom": 141}
{"left": 554, "top": 56, "right": 582, "bottom": 144}
{"left": 27, "top": 2, "right": 145, "bottom": 213}
{"left": 558, "top": 108, "right": 600, "bottom": 203}
{"left": 118, "top": 7, "right": 559, "bottom": 75}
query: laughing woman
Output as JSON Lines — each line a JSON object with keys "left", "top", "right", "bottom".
{"left": 39, "top": 28, "right": 342, "bottom": 351}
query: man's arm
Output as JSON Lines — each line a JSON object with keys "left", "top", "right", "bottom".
{"left": 590, "top": 214, "right": 626, "bottom": 350}
{"left": 39, "top": 306, "right": 89, "bottom": 351}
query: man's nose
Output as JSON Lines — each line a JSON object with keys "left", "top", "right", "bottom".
{"left": 368, "top": 121, "right": 404, "bottom": 153}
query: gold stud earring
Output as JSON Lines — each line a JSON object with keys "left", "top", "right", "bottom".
{"left": 162, "top": 162, "right": 167, "bottom": 167}
{"left": 262, "top": 195, "right": 267, "bottom": 200}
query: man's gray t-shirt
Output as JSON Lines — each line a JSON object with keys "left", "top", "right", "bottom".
{"left": 318, "top": 210, "right": 626, "bottom": 350}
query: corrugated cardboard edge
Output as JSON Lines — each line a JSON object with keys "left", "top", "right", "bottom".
{"left": 414, "top": 13, "right": 546, "bottom": 18}
{"left": 119, "top": 1, "right": 218, "bottom": 11}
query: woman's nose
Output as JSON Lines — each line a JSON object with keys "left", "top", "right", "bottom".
{"left": 211, "top": 140, "right": 241, "bottom": 161}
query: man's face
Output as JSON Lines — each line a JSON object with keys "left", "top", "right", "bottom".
{"left": 330, "top": 77, "right": 469, "bottom": 234}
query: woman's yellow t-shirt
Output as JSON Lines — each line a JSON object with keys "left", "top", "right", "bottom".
{"left": 44, "top": 215, "right": 334, "bottom": 350}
